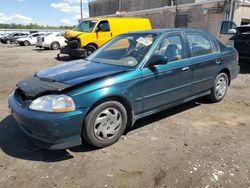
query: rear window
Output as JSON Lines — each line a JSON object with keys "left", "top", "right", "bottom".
{"left": 45, "top": 33, "right": 52, "bottom": 36}
{"left": 32, "top": 33, "right": 40, "bottom": 37}
{"left": 56, "top": 32, "right": 64, "bottom": 37}
{"left": 211, "top": 39, "right": 220, "bottom": 53}
{"left": 187, "top": 34, "right": 213, "bottom": 57}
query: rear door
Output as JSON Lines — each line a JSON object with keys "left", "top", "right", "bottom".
{"left": 186, "top": 32, "right": 222, "bottom": 95}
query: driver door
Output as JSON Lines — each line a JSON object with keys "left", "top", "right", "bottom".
{"left": 141, "top": 33, "right": 193, "bottom": 112}
{"left": 95, "top": 20, "right": 112, "bottom": 47}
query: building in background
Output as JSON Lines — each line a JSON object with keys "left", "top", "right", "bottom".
{"left": 234, "top": 0, "right": 250, "bottom": 25}
{"left": 89, "top": 0, "right": 195, "bottom": 17}
{"left": 88, "top": 0, "right": 250, "bottom": 42}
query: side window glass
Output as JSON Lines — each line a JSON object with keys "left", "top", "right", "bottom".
{"left": 187, "top": 34, "right": 213, "bottom": 57}
{"left": 33, "top": 34, "right": 39, "bottom": 37}
{"left": 97, "top": 21, "right": 110, "bottom": 32}
{"left": 153, "top": 35, "right": 184, "bottom": 62}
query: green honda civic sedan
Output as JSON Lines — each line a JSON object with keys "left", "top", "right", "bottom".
{"left": 8, "top": 28, "right": 240, "bottom": 149}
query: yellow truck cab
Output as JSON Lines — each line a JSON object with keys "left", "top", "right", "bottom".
{"left": 60, "top": 17, "right": 152, "bottom": 58}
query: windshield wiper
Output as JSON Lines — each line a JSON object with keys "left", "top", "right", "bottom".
{"left": 90, "top": 60, "right": 102, "bottom": 64}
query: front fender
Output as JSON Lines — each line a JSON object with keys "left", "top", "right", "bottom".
{"left": 70, "top": 83, "right": 134, "bottom": 109}
{"left": 66, "top": 70, "right": 143, "bottom": 115}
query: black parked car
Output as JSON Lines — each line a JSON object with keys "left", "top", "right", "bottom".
{"left": 2, "top": 32, "right": 29, "bottom": 44}
{"left": 228, "top": 25, "right": 250, "bottom": 61}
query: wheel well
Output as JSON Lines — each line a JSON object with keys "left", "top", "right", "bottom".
{"left": 219, "top": 68, "right": 231, "bottom": 85}
{"left": 86, "top": 43, "right": 98, "bottom": 49}
{"left": 86, "top": 96, "right": 133, "bottom": 129}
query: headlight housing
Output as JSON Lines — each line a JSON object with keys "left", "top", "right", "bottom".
{"left": 29, "top": 95, "right": 76, "bottom": 113}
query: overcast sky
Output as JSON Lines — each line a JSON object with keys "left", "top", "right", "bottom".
{"left": 0, "top": 0, "right": 91, "bottom": 26}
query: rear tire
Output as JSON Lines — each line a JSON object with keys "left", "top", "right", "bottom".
{"left": 51, "top": 41, "right": 60, "bottom": 50}
{"left": 23, "top": 40, "right": 30, "bottom": 46}
{"left": 207, "top": 73, "right": 229, "bottom": 102}
{"left": 82, "top": 101, "right": 127, "bottom": 148}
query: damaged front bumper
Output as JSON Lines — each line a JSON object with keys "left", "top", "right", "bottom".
{"left": 60, "top": 46, "right": 86, "bottom": 58}
{"left": 8, "top": 92, "right": 88, "bottom": 150}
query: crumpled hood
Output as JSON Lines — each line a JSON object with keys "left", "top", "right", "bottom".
{"left": 37, "top": 59, "right": 128, "bottom": 85}
{"left": 17, "top": 59, "right": 129, "bottom": 98}
{"left": 64, "top": 30, "right": 86, "bottom": 39}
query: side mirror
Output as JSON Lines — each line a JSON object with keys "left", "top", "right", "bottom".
{"left": 146, "top": 55, "right": 168, "bottom": 67}
{"left": 228, "top": 28, "right": 237, "bottom": 34}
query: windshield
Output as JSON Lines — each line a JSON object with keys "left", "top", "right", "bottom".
{"left": 87, "top": 33, "right": 157, "bottom": 67}
{"left": 75, "top": 20, "right": 97, "bottom": 32}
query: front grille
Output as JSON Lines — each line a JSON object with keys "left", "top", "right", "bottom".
{"left": 14, "top": 88, "right": 34, "bottom": 107}
{"left": 67, "top": 38, "right": 80, "bottom": 48}
{"left": 16, "top": 88, "right": 29, "bottom": 101}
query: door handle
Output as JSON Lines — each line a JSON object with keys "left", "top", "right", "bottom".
{"left": 182, "top": 67, "right": 190, "bottom": 72}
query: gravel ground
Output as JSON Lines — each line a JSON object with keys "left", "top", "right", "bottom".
{"left": 0, "top": 43, "right": 250, "bottom": 188}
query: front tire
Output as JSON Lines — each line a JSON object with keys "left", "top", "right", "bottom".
{"left": 207, "top": 73, "right": 229, "bottom": 102}
{"left": 82, "top": 101, "right": 127, "bottom": 148}
{"left": 85, "top": 45, "right": 97, "bottom": 57}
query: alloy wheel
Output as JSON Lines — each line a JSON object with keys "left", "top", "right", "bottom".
{"left": 215, "top": 76, "right": 227, "bottom": 99}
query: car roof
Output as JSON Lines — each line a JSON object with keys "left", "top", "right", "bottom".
{"left": 127, "top": 28, "right": 208, "bottom": 35}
